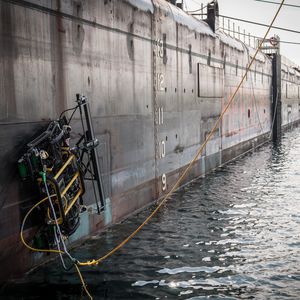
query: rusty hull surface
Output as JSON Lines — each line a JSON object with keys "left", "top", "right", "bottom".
{"left": 1, "top": 0, "right": 300, "bottom": 282}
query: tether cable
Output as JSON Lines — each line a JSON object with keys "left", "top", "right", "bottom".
{"left": 77, "top": 0, "right": 286, "bottom": 267}
{"left": 254, "top": 0, "right": 300, "bottom": 8}
{"left": 219, "top": 14, "right": 299, "bottom": 35}
{"left": 20, "top": 195, "right": 92, "bottom": 300}
{"left": 244, "top": 44, "right": 265, "bottom": 134}
{"left": 186, "top": 3, "right": 208, "bottom": 13}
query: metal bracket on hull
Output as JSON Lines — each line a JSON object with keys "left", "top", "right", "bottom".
{"left": 75, "top": 94, "right": 105, "bottom": 213}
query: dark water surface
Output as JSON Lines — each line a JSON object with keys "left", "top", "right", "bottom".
{"left": 2, "top": 128, "right": 300, "bottom": 299}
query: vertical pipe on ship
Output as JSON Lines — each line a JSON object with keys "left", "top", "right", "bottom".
{"left": 205, "top": 0, "right": 219, "bottom": 33}
{"left": 272, "top": 53, "right": 282, "bottom": 141}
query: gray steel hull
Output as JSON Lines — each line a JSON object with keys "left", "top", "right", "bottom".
{"left": 0, "top": 0, "right": 300, "bottom": 281}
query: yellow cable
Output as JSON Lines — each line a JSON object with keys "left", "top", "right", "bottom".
{"left": 20, "top": 195, "right": 93, "bottom": 299}
{"left": 20, "top": 195, "right": 64, "bottom": 255}
{"left": 74, "top": 264, "right": 93, "bottom": 300}
{"left": 77, "top": 0, "right": 286, "bottom": 267}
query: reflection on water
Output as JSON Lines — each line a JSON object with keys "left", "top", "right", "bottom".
{"left": 2, "top": 128, "right": 300, "bottom": 299}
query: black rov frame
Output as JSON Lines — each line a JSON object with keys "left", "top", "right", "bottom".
{"left": 18, "top": 94, "right": 105, "bottom": 238}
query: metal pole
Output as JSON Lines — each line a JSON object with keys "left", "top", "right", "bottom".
{"left": 223, "top": 16, "right": 225, "bottom": 33}
{"left": 233, "top": 22, "right": 235, "bottom": 38}
{"left": 76, "top": 94, "right": 105, "bottom": 212}
{"left": 272, "top": 54, "right": 282, "bottom": 141}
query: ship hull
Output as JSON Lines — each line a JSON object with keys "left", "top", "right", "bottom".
{"left": 1, "top": 0, "right": 300, "bottom": 281}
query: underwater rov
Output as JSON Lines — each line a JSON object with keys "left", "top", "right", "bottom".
{"left": 18, "top": 94, "right": 105, "bottom": 250}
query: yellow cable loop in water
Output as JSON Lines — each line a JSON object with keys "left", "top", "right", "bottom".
{"left": 20, "top": 195, "right": 64, "bottom": 255}
{"left": 20, "top": 1, "right": 285, "bottom": 298}
{"left": 20, "top": 195, "right": 92, "bottom": 299}
{"left": 78, "top": 0, "right": 286, "bottom": 267}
